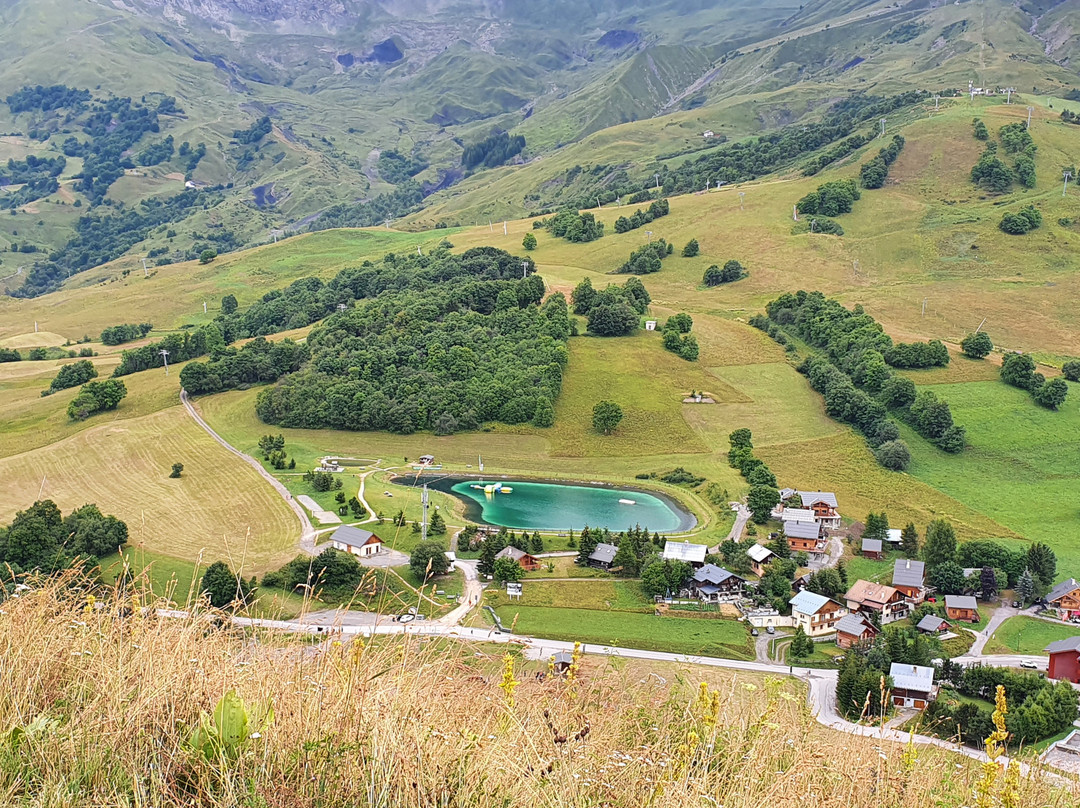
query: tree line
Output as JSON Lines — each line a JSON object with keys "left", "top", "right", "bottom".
{"left": 926, "top": 663, "right": 1076, "bottom": 747}
{"left": 100, "top": 322, "right": 153, "bottom": 346}
{"left": 1000, "top": 352, "right": 1069, "bottom": 410}
{"left": 970, "top": 120, "right": 1036, "bottom": 194}
{"left": 44, "top": 359, "right": 97, "bottom": 394}
{"left": 661, "top": 313, "right": 699, "bottom": 361}
{"left": 661, "top": 92, "right": 927, "bottom": 194}
{"left": 6, "top": 84, "right": 91, "bottom": 114}
{"left": 0, "top": 155, "right": 66, "bottom": 210}
{"left": 727, "top": 429, "right": 781, "bottom": 524}
{"left": 859, "top": 134, "right": 905, "bottom": 189}
{"left": 251, "top": 250, "right": 568, "bottom": 435}
{"left": 0, "top": 499, "right": 127, "bottom": 577}
{"left": 535, "top": 209, "right": 605, "bottom": 243}
{"left": 757, "top": 291, "right": 968, "bottom": 466}
{"left": 796, "top": 178, "right": 860, "bottom": 217}
{"left": 612, "top": 239, "right": 672, "bottom": 274}
{"left": 68, "top": 379, "right": 127, "bottom": 421}
{"left": 179, "top": 337, "right": 310, "bottom": 396}
{"left": 14, "top": 188, "right": 214, "bottom": 297}
{"left": 461, "top": 131, "right": 526, "bottom": 170}
{"left": 571, "top": 276, "right": 651, "bottom": 336}
{"left": 613, "top": 198, "right": 670, "bottom": 233}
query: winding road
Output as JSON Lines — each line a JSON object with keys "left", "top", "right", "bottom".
{"left": 180, "top": 389, "right": 315, "bottom": 549}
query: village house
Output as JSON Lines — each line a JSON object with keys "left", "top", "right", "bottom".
{"left": 789, "top": 590, "right": 848, "bottom": 637}
{"left": 844, "top": 580, "right": 910, "bottom": 624}
{"left": 663, "top": 540, "right": 708, "bottom": 568}
{"left": 1047, "top": 579, "right": 1080, "bottom": 621}
{"left": 702, "top": 130, "right": 715, "bottom": 138}
{"left": 916, "top": 614, "right": 950, "bottom": 635}
{"left": 835, "top": 613, "right": 877, "bottom": 649}
{"left": 889, "top": 663, "right": 936, "bottom": 709}
{"left": 747, "top": 543, "right": 775, "bottom": 577}
{"left": 1045, "top": 637, "right": 1080, "bottom": 684}
{"left": 784, "top": 519, "right": 827, "bottom": 558}
{"left": 587, "top": 542, "right": 618, "bottom": 570}
{"left": 861, "top": 538, "right": 883, "bottom": 560}
{"left": 885, "top": 528, "right": 903, "bottom": 547}
{"left": 685, "top": 564, "right": 745, "bottom": 603}
{"left": 329, "top": 525, "right": 383, "bottom": 558}
{"left": 444, "top": 551, "right": 457, "bottom": 572}
{"left": 892, "top": 558, "right": 926, "bottom": 603}
{"left": 784, "top": 490, "right": 841, "bottom": 529}
{"left": 496, "top": 546, "right": 541, "bottom": 572}
{"left": 945, "top": 594, "right": 980, "bottom": 623}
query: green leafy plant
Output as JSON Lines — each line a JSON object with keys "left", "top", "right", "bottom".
{"left": 187, "top": 690, "right": 273, "bottom": 763}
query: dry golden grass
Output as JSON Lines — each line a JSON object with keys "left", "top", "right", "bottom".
{"left": 0, "top": 575, "right": 1072, "bottom": 807}
{"left": 0, "top": 406, "right": 298, "bottom": 572}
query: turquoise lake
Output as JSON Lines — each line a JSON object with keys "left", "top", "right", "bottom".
{"left": 400, "top": 477, "right": 695, "bottom": 532}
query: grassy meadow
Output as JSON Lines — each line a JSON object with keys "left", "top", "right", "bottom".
{"left": 986, "top": 616, "right": 1080, "bottom": 656}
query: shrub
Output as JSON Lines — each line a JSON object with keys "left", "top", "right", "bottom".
{"left": 875, "top": 439, "right": 911, "bottom": 471}
{"left": 960, "top": 331, "right": 993, "bottom": 359}
{"left": 1063, "top": 360, "right": 1080, "bottom": 382}
{"left": 681, "top": 239, "right": 699, "bottom": 257}
{"left": 704, "top": 260, "right": 745, "bottom": 286}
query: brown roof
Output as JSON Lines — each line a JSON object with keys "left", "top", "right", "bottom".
{"left": 845, "top": 579, "right": 899, "bottom": 609}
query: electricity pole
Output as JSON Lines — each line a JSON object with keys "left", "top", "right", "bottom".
{"left": 160, "top": 349, "right": 170, "bottom": 376}
{"left": 934, "top": 95, "right": 940, "bottom": 111}
{"left": 421, "top": 484, "right": 429, "bottom": 542}
{"left": 1026, "top": 106, "right": 1034, "bottom": 129}
{"left": 1063, "top": 170, "right": 1073, "bottom": 197}
{"left": 738, "top": 191, "right": 745, "bottom": 210}
{"left": 880, "top": 117, "right": 886, "bottom": 137}
{"left": 645, "top": 230, "right": 653, "bottom": 243}
{"left": 1005, "top": 87, "right": 1015, "bottom": 104}
{"left": 141, "top": 258, "right": 149, "bottom": 277}
{"left": 654, "top": 173, "right": 660, "bottom": 191}
{"left": 522, "top": 261, "right": 529, "bottom": 278}
{"left": 810, "top": 219, "right": 816, "bottom": 233}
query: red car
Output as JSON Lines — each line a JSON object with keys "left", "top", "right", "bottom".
{"left": 926, "top": 597, "right": 937, "bottom": 603}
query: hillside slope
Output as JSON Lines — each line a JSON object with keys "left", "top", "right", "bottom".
{"left": 0, "top": 0, "right": 1076, "bottom": 290}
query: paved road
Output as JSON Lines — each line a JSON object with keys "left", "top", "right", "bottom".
{"left": 965, "top": 603, "right": 1027, "bottom": 657}
{"left": 710, "top": 502, "right": 750, "bottom": 553}
{"left": 180, "top": 389, "right": 315, "bottom": 550}
{"left": 440, "top": 559, "right": 482, "bottom": 625}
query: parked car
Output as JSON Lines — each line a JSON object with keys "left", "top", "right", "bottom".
{"left": 927, "top": 597, "right": 937, "bottom": 603}
{"left": 751, "top": 627, "right": 759, "bottom": 637}
{"left": 1020, "top": 660, "right": 1038, "bottom": 670}
{"left": 766, "top": 625, "right": 776, "bottom": 635}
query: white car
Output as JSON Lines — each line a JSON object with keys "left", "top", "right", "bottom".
{"left": 1019, "top": 660, "right": 1039, "bottom": 670}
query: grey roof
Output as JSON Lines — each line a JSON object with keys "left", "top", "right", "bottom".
{"left": 784, "top": 520, "right": 821, "bottom": 540}
{"left": 945, "top": 595, "right": 979, "bottom": 612}
{"left": 496, "top": 546, "right": 533, "bottom": 562}
{"left": 781, "top": 508, "right": 817, "bottom": 523}
{"left": 747, "top": 543, "right": 774, "bottom": 563}
{"left": 915, "top": 613, "right": 950, "bottom": 635}
{"left": 663, "top": 541, "right": 708, "bottom": 564}
{"left": 892, "top": 559, "right": 925, "bottom": 588}
{"left": 552, "top": 651, "right": 574, "bottom": 664}
{"left": 836, "top": 613, "right": 875, "bottom": 637}
{"left": 693, "top": 564, "right": 743, "bottom": 586}
{"left": 1048, "top": 578, "right": 1080, "bottom": 604}
{"left": 789, "top": 590, "right": 836, "bottom": 616}
{"left": 779, "top": 488, "right": 796, "bottom": 500}
{"left": 886, "top": 529, "right": 903, "bottom": 543}
{"left": 329, "top": 525, "right": 377, "bottom": 548}
{"left": 889, "top": 663, "right": 934, "bottom": 693}
{"left": 696, "top": 584, "right": 721, "bottom": 595}
{"left": 916, "top": 614, "right": 949, "bottom": 632}
{"left": 798, "top": 491, "right": 838, "bottom": 508}
{"left": 589, "top": 543, "right": 618, "bottom": 564}
{"left": 1045, "top": 637, "right": 1080, "bottom": 654}
{"left": 862, "top": 539, "right": 882, "bottom": 553}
